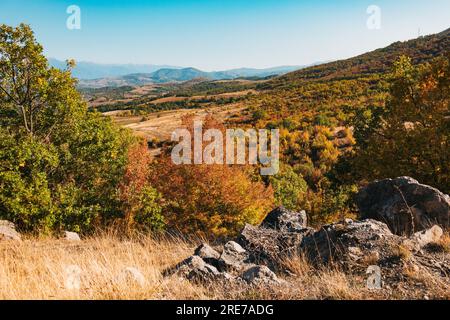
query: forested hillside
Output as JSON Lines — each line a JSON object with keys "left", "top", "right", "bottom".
{"left": 1, "top": 23, "right": 448, "bottom": 237}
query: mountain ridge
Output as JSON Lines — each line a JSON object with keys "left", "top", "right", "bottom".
{"left": 73, "top": 65, "right": 307, "bottom": 88}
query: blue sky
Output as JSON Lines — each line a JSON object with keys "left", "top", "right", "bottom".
{"left": 1, "top": 0, "right": 449, "bottom": 70}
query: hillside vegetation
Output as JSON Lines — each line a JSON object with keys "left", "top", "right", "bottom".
{"left": 0, "top": 23, "right": 449, "bottom": 238}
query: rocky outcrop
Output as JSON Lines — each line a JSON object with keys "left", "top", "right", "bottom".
{"left": 166, "top": 182, "right": 449, "bottom": 290}
{"left": 300, "top": 219, "right": 396, "bottom": 265}
{"left": 0, "top": 220, "right": 21, "bottom": 241}
{"left": 217, "top": 241, "right": 250, "bottom": 272}
{"left": 260, "top": 206, "right": 308, "bottom": 232}
{"left": 356, "top": 177, "right": 450, "bottom": 235}
{"left": 238, "top": 223, "right": 313, "bottom": 270}
{"left": 238, "top": 206, "right": 313, "bottom": 270}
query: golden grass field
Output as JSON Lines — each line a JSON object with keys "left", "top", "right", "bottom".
{"left": 1, "top": 233, "right": 448, "bottom": 300}
{"left": 106, "top": 103, "right": 247, "bottom": 141}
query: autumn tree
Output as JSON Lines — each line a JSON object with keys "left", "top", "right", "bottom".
{"left": 348, "top": 55, "right": 450, "bottom": 193}
{"left": 119, "top": 140, "right": 163, "bottom": 232}
{"left": 149, "top": 115, "right": 274, "bottom": 238}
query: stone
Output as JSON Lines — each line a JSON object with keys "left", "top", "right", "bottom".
{"left": 63, "top": 231, "right": 81, "bottom": 241}
{"left": 300, "top": 219, "right": 394, "bottom": 265}
{"left": 172, "top": 255, "right": 223, "bottom": 282}
{"left": 194, "top": 243, "right": 220, "bottom": 266}
{"left": 261, "top": 206, "right": 308, "bottom": 232}
{"left": 412, "top": 225, "right": 443, "bottom": 247}
{"left": 238, "top": 223, "right": 313, "bottom": 270}
{"left": 0, "top": 220, "right": 21, "bottom": 241}
{"left": 356, "top": 177, "right": 450, "bottom": 235}
{"left": 218, "top": 241, "right": 249, "bottom": 271}
{"left": 242, "top": 265, "right": 280, "bottom": 286}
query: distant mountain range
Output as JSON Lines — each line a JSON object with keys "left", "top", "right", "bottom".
{"left": 48, "top": 58, "right": 181, "bottom": 80}
{"left": 48, "top": 59, "right": 308, "bottom": 88}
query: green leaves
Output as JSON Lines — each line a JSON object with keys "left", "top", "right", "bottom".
{"left": 0, "top": 24, "right": 134, "bottom": 233}
{"left": 269, "top": 163, "right": 307, "bottom": 211}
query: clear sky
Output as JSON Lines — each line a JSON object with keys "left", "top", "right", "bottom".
{"left": 1, "top": 0, "right": 449, "bottom": 71}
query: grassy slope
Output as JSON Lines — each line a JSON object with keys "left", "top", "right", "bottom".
{"left": 1, "top": 234, "right": 448, "bottom": 299}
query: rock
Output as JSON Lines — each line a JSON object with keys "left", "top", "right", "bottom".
{"left": 218, "top": 241, "right": 249, "bottom": 271}
{"left": 63, "top": 231, "right": 81, "bottom": 241}
{"left": 194, "top": 243, "right": 220, "bottom": 266}
{"left": 261, "top": 206, "right": 308, "bottom": 232}
{"left": 117, "top": 267, "right": 146, "bottom": 287}
{"left": 238, "top": 223, "right": 313, "bottom": 270}
{"left": 356, "top": 177, "right": 450, "bottom": 235}
{"left": 242, "top": 265, "right": 280, "bottom": 286}
{"left": 300, "top": 219, "right": 394, "bottom": 265}
{"left": 0, "top": 220, "right": 21, "bottom": 241}
{"left": 171, "top": 255, "right": 223, "bottom": 283}
{"left": 403, "top": 225, "right": 444, "bottom": 251}
{"left": 412, "top": 225, "right": 443, "bottom": 248}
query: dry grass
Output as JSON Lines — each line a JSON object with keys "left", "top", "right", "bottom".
{"left": 107, "top": 103, "right": 247, "bottom": 141}
{"left": 426, "top": 232, "right": 450, "bottom": 253}
{"left": 0, "top": 234, "right": 447, "bottom": 300}
{"left": 392, "top": 244, "right": 412, "bottom": 261}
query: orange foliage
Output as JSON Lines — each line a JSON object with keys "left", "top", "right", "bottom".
{"left": 118, "top": 140, "right": 152, "bottom": 229}
{"left": 149, "top": 115, "right": 274, "bottom": 238}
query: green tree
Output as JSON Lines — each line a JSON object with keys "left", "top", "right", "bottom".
{"left": 269, "top": 163, "right": 308, "bottom": 210}
{"left": 0, "top": 24, "right": 133, "bottom": 232}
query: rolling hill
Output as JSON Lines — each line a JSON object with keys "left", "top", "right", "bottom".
{"left": 260, "top": 27, "right": 449, "bottom": 90}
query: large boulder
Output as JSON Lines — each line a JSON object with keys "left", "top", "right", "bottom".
{"left": 356, "top": 177, "right": 450, "bottom": 235}
{"left": 0, "top": 220, "right": 21, "bottom": 241}
{"left": 238, "top": 223, "right": 313, "bottom": 270}
{"left": 300, "top": 219, "right": 395, "bottom": 265}
{"left": 261, "top": 206, "right": 308, "bottom": 232}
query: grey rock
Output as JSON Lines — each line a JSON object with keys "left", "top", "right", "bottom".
{"left": 412, "top": 225, "right": 443, "bottom": 248}
{"left": 0, "top": 220, "right": 21, "bottom": 241}
{"left": 173, "top": 255, "right": 223, "bottom": 282}
{"left": 63, "top": 231, "right": 81, "bottom": 241}
{"left": 194, "top": 243, "right": 221, "bottom": 268}
{"left": 403, "top": 225, "right": 443, "bottom": 251}
{"left": 238, "top": 223, "right": 313, "bottom": 270}
{"left": 218, "top": 241, "right": 249, "bottom": 271}
{"left": 356, "top": 177, "right": 450, "bottom": 235}
{"left": 242, "top": 265, "right": 280, "bottom": 286}
{"left": 261, "top": 206, "right": 308, "bottom": 232}
{"left": 300, "top": 219, "right": 394, "bottom": 265}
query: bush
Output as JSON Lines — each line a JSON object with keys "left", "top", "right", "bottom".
{"left": 269, "top": 163, "right": 308, "bottom": 210}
